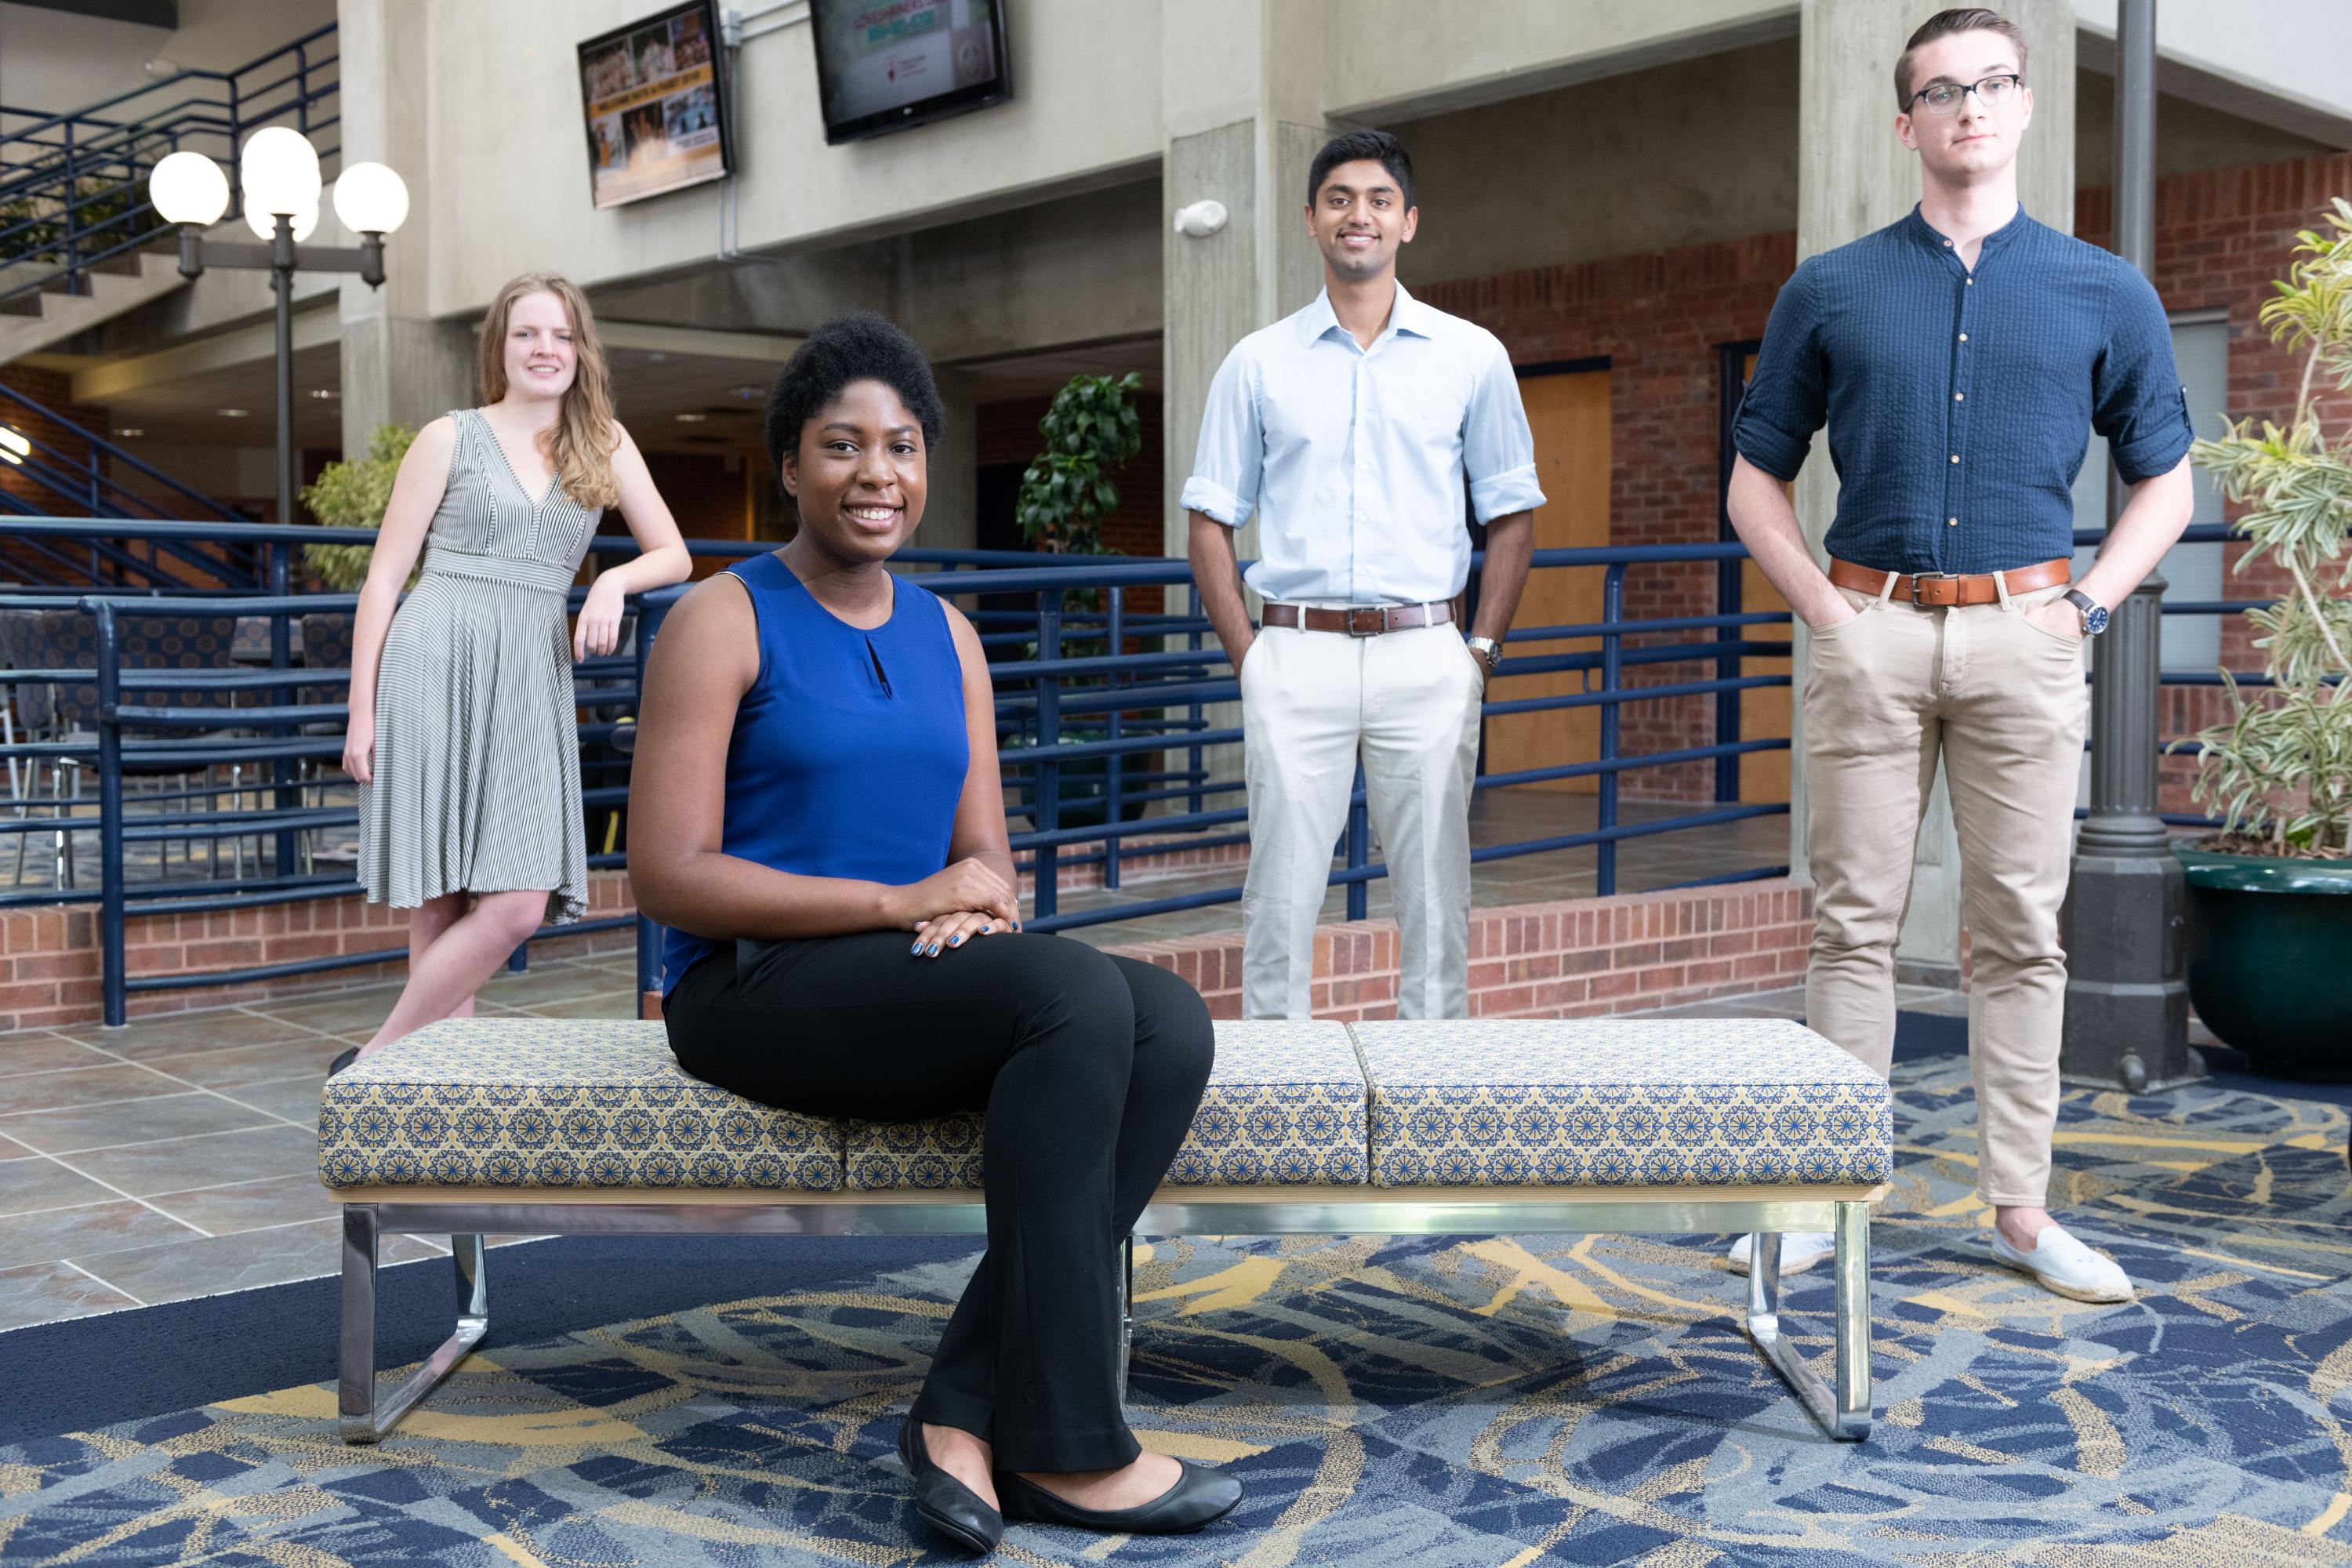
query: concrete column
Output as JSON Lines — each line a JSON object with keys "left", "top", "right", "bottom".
{"left": 1790, "top": 0, "right": 2074, "bottom": 984}
{"left": 925, "top": 368, "right": 980, "bottom": 556}
{"left": 336, "top": 0, "right": 473, "bottom": 457}
{"left": 1160, "top": 0, "right": 1327, "bottom": 786}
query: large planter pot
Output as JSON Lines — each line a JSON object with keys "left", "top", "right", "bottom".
{"left": 2174, "top": 844, "right": 2352, "bottom": 1080}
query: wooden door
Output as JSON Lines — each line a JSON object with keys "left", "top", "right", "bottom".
{"left": 1485, "top": 369, "right": 1610, "bottom": 791}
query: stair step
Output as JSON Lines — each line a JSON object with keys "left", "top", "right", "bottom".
{"left": 0, "top": 294, "right": 43, "bottom": 318}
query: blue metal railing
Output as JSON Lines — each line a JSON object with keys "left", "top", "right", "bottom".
{"left": 1, "top": 519, "right": 1811, "bottom": 1025}
{"left": 0, "top": 23, "right": 339, "bottom": 310}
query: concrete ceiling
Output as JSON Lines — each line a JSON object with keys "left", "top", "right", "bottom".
{"left": 92, "top": 339, "right": 343, "bottom": 448}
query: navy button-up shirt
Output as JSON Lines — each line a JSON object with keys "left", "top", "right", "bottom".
{"left": 1733, "top": 206, "right": 2193, "bottom": 575}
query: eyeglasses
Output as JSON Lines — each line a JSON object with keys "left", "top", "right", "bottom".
{"left": 1908, "top": 73, "right": 2024, "bottom": 115}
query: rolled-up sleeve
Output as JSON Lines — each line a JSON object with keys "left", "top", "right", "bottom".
{"left": 1732, "top": 261, "right": 1827, "bottom": 481}
{"left": 1464, "top": 334, "right": 1545, "bottom": 521}
{"left": 1178, "top": 346, "right": 1261, "bottom": 527}
{"left": 2093, "top": 264, "right": 2195, "bottom": 483}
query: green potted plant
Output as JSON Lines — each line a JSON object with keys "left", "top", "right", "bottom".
{"left": 300, "top": 423, "right": 416, "bottom": 590}
{"left": 2174, "top": 197, "right": 2352, "bottom": 1079}
{"left": 1012, "top": 372, "right": 1147, "bottom": 831}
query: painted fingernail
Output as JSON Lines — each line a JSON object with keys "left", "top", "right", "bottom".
{"left": 910, "top": 943, "right": 923, "bottom": 955}
{"left": 980, "top": 924, "right": 992, "bottom": 933}
{"left": 950, "top": 935, "right": 964, "bottom": 946}
{"left": 927, "top": 943, "right": 941, "bottom": 956}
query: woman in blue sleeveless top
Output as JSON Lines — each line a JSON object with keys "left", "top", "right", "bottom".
{"left": 629, "top": 314, "right": 1238, "bottom": 1552}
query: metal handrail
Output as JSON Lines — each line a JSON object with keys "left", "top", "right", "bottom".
{"left": 0, "top": 23, "right": 339, "bottom": 306}
{"left": 16, "top": 514, "right": 2327, "bottom": 1024}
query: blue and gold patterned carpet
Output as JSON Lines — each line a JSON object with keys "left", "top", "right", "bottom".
{"left": 5, "top": 1045, "right": 2351, "bottom": 1565}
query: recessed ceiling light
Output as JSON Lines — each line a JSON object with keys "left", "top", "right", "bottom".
{"left": 112, "top": 426, "right": 143, "bottom": 437}
{"left": 217, "top": 408, "right": 250, "bottom": 418}
{"left": 307, "top": 388, "right": 339, "bottom": 400}
{"left": 731, "top": 384, "right": 764, "bottom": 399}
{"left": 644, "top": 352, "right": 669, "bottom": 364}
{"left": 674, "top": 412, "right": 708, "bottom": 423}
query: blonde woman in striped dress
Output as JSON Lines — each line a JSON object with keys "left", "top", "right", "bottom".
{"left": 336, "top": 274, "right": 691, "bottom": 1069}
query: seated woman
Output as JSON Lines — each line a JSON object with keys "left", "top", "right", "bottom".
{"left": 628, "top": 312, "right": 1242, "bottom": 1553}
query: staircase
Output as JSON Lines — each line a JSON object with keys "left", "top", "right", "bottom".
{"left": 0, "top": 21, "right": 339, "bottom": 368}
{"left": 0, "top": 369, "right": 256, "bottom": 590}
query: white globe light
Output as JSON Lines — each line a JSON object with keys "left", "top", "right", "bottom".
{"left": 331, "top": 162, "right": 409, "bottom": 236}
{"left": 239, "top": 125, "right": 321, "bottom": 216}
{"left": 245, "top": 201, "right": 318, "bottom": 241}
{"left": 149, "top": 150, "right": 229, "bottom": 226}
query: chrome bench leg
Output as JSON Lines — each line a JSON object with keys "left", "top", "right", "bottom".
{"left": 339, "top": 1212, "right": 489, "bottom": 1444}
{"left": 1118, "top": 1232, "right": 1135, "bottom": 1396}
{"left": 1743, "top": 1201, "right": 1872, "bottom": 1441}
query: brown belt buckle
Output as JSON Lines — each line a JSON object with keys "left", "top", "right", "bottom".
{"left": 1345, "top": 606, "right": 1388, "bottom": 637}
{"left": 1907, "top": 572, "right": 1950, "bottom": 608}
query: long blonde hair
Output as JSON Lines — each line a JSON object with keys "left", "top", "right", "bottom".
{"left": 475, "top": 272, "right": 622, "bottom": 510}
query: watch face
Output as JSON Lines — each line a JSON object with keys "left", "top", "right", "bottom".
{"left": 2084, "top": 604, "right": 2110, "bottom": 635}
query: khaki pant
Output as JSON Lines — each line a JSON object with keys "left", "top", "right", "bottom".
{"left": 1804, "top": 575, "right": 2089, "bottom": 1207}
{"left": 1240, "top": 621, "right": 1485, "bottom": 1020}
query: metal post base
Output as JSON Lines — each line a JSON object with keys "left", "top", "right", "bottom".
{"left": 1741, "top": 1202, "right": 1873, "bottom": 1440}
{"left": 1118, "top": 1233, "right": 1134, "bottom": 1394}
{"left": 339, "top": 1208, "right": 489, "bottom": 1444}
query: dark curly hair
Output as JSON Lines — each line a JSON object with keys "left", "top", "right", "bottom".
{"left": 762, "top": 310, "right": 946, "bottom": 483}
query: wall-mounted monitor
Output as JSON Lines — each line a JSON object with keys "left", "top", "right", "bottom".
{"left": 578, "top": 1, "right": 732, "bottom": 209}
{"left": 810, "top": 0, "right": 1011, "bottom": 146}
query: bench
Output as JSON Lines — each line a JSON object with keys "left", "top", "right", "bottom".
{"left": 318, "top": 1015, "right": 1893, "bottom": 1444}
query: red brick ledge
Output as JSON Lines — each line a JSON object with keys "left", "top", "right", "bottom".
{"left": 2, "top": 874, "right": 1812, "bottom": 1034}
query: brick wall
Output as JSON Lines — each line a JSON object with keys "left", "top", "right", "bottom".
{"left": 1112, "top": 880, "right": 1814, "bottom": 1022}
{"left": 2078, "top": 153, "right": 2352, "bottom": 817}
{"left": 5, "top": 873, "right": 1808, "bottom": 1035}
{"left": 0, "top": 873, "right": 637, "bottom": 1033}
{"left": 1418, "top": 148, "right": 2352, "bottom": 811}
{"left": 1420, "top": 237, "right": 1792, "bottom": 804}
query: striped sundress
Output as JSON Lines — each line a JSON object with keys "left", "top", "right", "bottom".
{"left": 358, "top": 408, "right": 601, "bottom": 925}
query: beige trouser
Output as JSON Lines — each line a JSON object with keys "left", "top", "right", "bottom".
{"left": 1805, "top": 575, "right": 2089, "bottom": 1207}
{"left": 1240, "top": 620, "right": 1485, "bottom": 1020}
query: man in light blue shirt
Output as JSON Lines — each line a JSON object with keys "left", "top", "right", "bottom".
{"left": 1183, "top": 129, "right": 1545, "bottom": 1020}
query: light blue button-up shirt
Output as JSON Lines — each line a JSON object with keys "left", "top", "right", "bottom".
{"left": 1181, "top": 284, "right": 1546, "bottom": 605}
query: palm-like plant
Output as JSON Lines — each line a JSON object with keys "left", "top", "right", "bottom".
{"left": 2183, "top": 198, "right": 2352, "bottom": 857}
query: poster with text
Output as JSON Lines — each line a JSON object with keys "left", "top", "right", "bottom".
{"left": 578, "top": 2, "right": 731, "bottom": 209}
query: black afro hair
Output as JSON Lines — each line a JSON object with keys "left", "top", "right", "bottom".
{"left": 763, "top": 310, "right": 946, "bottom": 482}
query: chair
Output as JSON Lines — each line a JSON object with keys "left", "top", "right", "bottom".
{"left": 0, "top": 607, "right": 249, "bottom": 889}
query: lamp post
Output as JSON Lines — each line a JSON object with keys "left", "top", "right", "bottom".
{"left": 150, "top": 132, "right": 408, "bottom": 874}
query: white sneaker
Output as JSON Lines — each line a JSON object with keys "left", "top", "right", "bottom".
{"left": 1989, "top": 1224, "right": 2136, "bottom": 1304}
{"left": 1726, "top": 1231, "right": 1836, "bottom": 1277}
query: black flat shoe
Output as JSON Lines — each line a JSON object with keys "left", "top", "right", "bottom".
{"left": 326, "top": 1047, "right": 358, "bottom": 1078}
{"left": 994, "top": 1461, "right": 1243, "bottom": 1535}
{"left": 897, "top": 1419, "right": 1003, "bottom": 1555}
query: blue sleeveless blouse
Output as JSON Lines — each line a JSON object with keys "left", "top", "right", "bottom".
{"left": 661, "top": 552, "right": 970, "bottom": 992}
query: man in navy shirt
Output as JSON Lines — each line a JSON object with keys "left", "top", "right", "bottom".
{"left": 1727, "top": 7, "right": 2194, "bottom": 1302}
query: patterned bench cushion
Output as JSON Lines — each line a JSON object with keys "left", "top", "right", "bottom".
{"left": 1352, "top": 1019, "right": 1893, "bottom": 1189}
{"left": 842, "top": 1020, "right": 1367, "bottom": 1190}
{"left": 318, "top": 1019, "right": 842, "bottom": 1192}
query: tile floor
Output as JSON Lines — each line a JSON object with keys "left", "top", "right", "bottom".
{"left": 0, "top": 949, "right": 643, "bottom": 1334}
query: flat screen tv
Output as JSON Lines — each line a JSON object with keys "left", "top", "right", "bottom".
{"left": 578, "top": 1, "right": 732, "bottom": 209}
{"left": 809, "top": 0, "right": 1011, "bottom": 145}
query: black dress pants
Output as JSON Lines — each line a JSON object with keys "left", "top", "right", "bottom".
{"left": 664, "top": 931, "right": 1214, "bottom": 1472}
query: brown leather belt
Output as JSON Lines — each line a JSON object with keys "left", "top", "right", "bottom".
{"left": 1261, "top": 601, "right": 1454, "bottom": 635}
{"left": 1828, "top": 557, "right": 2071, "bottom": 608}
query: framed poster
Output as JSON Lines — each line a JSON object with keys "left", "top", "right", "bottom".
{"left": 809, "top": 0, "right": 1011, "bottom": 145}
{"left": 579, "top": 1, "right": 732, "bottom": 209}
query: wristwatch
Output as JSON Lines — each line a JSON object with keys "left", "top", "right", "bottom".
{"left": 2062, "top": 589, "right": 2110, "bottom": 637}
{"left": 1466, "top": 635, "right": 1503, "bottom": 674}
